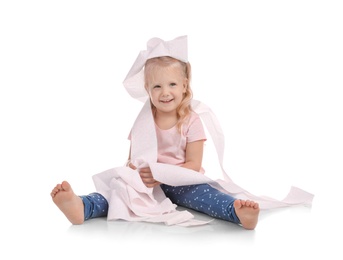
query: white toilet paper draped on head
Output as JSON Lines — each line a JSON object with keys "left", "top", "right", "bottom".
{"left": 123, "top": 35, "right": 188, "bottom": 102}
{"left": 92, "top": 35, "right": 314, "bottom": 226}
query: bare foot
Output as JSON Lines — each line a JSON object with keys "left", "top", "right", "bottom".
{"left": 234, "top": 199, "right": 260, "bottom": 230}
{"left": 51, "top": 181, "right": 84, "bottom": 225}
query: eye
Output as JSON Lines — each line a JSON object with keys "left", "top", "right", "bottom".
{"left": 153, "top": 85, "right": 161, "bottom": 89}
{"left": 170, "top": 83, "right": 176, "bottom": 87}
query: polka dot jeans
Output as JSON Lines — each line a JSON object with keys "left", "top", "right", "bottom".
{"left": 80, "top": 184, "right": 240, "bottom": 224}
{"left": 80, "top": 193, "right": 108, "bottom": 220}
{"left": 160, "top": 183, "right": 240, "bottom": 224}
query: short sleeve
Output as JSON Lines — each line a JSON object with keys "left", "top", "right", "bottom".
{"left": 185, "top": 112, "right": 207, "bottom": 143}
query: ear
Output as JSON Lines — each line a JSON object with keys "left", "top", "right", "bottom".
{"left": 183, "top": 78, "right": 188, "bottom": 93}
{"left": 144, "top": 83, "right": 150, "bottom": 93}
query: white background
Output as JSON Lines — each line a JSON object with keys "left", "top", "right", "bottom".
{"left": 1, "top": 1, "right": 342, "bottom": 259}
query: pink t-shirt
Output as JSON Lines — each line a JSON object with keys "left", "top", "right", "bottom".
{"left": 129, "top": 111, "right": 207, "bottom": 169}
{"left": 156, "top": 111, "right": 206, "bottom": 167}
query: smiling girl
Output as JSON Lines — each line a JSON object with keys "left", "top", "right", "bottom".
{"left": 51, "top": 43, "right": 260, "bottom": 230}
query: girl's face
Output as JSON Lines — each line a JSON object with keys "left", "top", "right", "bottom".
{"left": 146, "top": 65, "right": 187, "bottom": 116}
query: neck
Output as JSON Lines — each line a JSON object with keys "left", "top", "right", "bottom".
{"left": 154, "top": 110, "right": 178, "bottom": 130}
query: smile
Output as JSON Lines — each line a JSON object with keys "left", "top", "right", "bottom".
{"left": 160, "top": 99, "right": 174, "bottom": 103}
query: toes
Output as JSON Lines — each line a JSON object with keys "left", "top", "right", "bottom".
{"left": 51, "top": 189, "right": 59, "bottom": 197}
{"left": 253, "top": 202, "right": 259, "bottom": 209}
{"left": 51, "top": 183, "right": 66, "bottom": 198}
{"left": 234, "top": 199, "right": 242, "bottom": 209}
{"left": 236, "top": 199, "right": 260, "bottom": 208}
{"left": 61, "top": 181, "right": 71, "bottom": 191}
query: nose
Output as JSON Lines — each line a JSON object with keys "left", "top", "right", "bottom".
{"left": 161, "top": 86, "right": 170, "bottom": 96}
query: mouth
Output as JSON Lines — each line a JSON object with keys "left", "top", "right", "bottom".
{"left": 160, "top": 99, "right": 174, "bottom": 103}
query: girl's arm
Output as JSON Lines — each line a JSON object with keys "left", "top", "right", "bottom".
{"left": 130, "top": 140, "right": 205, "bottom": 188}
{"left": 181, "top": 140, "right": 205, "bottom": 172}
{"left": 127, "top": 144, "right": 159, "bottom": 187}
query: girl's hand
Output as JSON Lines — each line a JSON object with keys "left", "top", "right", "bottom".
{"left": 139, "top": 167, "right": 161, "bottom": 188}
{"left": 128, "top": 162, "right": 137, "bottom": 170}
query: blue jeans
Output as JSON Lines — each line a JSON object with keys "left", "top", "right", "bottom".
{"left": 80, "top": 184, "right": 240, "bottom": 224}
{"left": 160, "top": 184, "right": 240, "bottom": 223}
{"left": 80, "top": 193, "right": 109, "bottom": 220}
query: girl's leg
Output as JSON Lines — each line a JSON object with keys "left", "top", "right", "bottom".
{"left": 80, "top": 192, "right": 109, "bottom": 220}
{"left": 51, "top": 181, "right": 108, "bottom": 224}
{"left": 160, "top": 183, "right": 240, "bottom": 224}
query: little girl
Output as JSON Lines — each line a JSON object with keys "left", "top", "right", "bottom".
{"left": 51, "top": 53, "right": 260, "bottom": 230}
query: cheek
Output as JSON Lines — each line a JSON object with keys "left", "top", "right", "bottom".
{"left": 146, "top": 87, "right": 154, "bottom": 96}
{"left": 149, "top": 91, "right": 159, "bottom": 101}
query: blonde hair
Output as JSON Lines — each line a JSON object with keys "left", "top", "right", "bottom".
{"left": 144, "top": 56, "right": 193, "bottom": 133}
